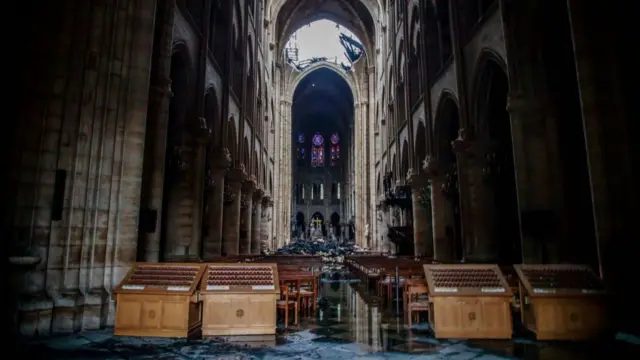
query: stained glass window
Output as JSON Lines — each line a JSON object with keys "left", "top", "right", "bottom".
{"left": 311, "top": 133, "right": 324, "bottom": 167}
{"left": 330, "top": 132, "right": 340, "bottom": 166}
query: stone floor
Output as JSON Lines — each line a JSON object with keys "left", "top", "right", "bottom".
{"left": 17, "top": 276, "right": 640, "bottom": 359}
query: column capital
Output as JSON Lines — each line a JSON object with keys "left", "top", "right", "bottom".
{"left": 252, "top": 185, "right": 265, "bottom": 201}
{"left": 226, "top": 166, "right": 247, "bottom": 183}
{"left": 422, "top": 155, "right": 441, "bottom": 179}
{"left": 406, "top": 168, "right": 429, "bottom": 190}
{"left": 261, "top": 194, "right": 274, "bottom": 208}
{"left": 243, "top": 175, "right": 257, "bottom": 193}
{"left": 451, "top": 128, "right": 489, "bottom": 158}
{"left": 212, "top": 147, "right": 232, "bottom": 169}
{"left": 192, "top": 117, "right": 213, "bottom": 143}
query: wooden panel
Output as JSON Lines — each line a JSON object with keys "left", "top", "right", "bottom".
{"left": 424, "top": 264, "right": 513, "bottom": 339}
{"left": 200, "top": 263, "right": 279, "bottom": 336}
{"left": 113, "top": 263, "right": 206, "bottom": 338}
{"left": 514, "top": 264, "right": 608, "bottom": 340}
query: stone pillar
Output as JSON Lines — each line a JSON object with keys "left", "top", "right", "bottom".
{"left": 251, "top": 186, "right": 264, "bottom": 254}
{"left": 203, "top": 148, "right": 231, "bottom": 259}
{"left": 407, "top": 168, "right": 433, "bottom": 257}
{"left": 222, "top": 166, "right": 245, "bottom": 255}
{"left": 424, "top": 156, "right": 454, "bottom": 262}
{"left": 452, "top": 129, "right": 497, "bottom": 262}
{"left": 191, "top": 120, "right": 212, "bottom": 257}
{"left": 240, "top": 175, "right": 256, "bottom": 255}
{"left": 261, "top": 194, "right": 274, "bottom": 251}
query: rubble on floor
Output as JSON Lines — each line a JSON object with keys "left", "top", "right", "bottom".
{"left": 271, "top": 238, "right": 365, "bottom": 262}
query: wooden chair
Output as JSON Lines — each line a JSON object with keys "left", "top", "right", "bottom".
{"left": 297, "top": 277, "right": 318, "bottom": 314}
{"left": 277, "top": 285, "right": 298, "bottom": 327}
{"left": 403, "top": 278, "right": 425, "bottom": 313}
{"left": 406, "top": 283, "right": 429, "bottom": 329}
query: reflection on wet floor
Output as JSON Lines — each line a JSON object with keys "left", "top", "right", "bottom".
{"left": 20, "top": 275, "right": 640, "bottom": 359}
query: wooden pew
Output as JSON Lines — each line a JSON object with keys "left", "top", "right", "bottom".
{"left": 514, "top": 264, "right": 609, "bottom": 340}
{"left": 199, "top": 263, "right": 280, "bottom": 336}
{"left": 113, "top": 263, "right": 206, "bottom": 338}
{"left": 423, "top": 264, "right": 513, "bottom": 339}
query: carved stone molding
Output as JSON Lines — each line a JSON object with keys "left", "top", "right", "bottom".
{"left": 422, "top": 155, "right": 440, "bottom": 178}
{"left": 193, "top": 117, "right": 212, "bottom": 143}
{"left": 243, "top": 175, "right": 257, "bottom": 193}
{"left": 240, "top": 194, "right": 249, "bottom": 209}
{"left": 223, "top": 184, "right": 237, "bottom": 206}
{"left": 261, "top": 194, "right": 274, "bottom": 208}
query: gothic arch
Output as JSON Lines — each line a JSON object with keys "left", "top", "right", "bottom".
{"left": 397, "top": 38, "right": 406, "bottom": 85}
{"left": 414, "top": 120, "right": 427, "bottom": 170}
{"left": 262, "top": 163, "right": 267, "bottom": 188}
{"left": 434, "top": 92, "right": 460, "bottom": 166}
{"left": 252, "top": 151, "right": 259, "bottom": 179}
{"left": 287, "top": 62, "right": 360, "bottom": 102}
{"left": 227, "top": 117, "right": 238, "bottom": 162}
{"left": 169, "top": 44, "right": 194, "bottom": 126}
{"left": 233, "top": 0, "right": 242, "bottom": 51}
{"left": 269, "top": 171, "right": 273, "bottom": 194}
{"left": 408, "top": 5, "right": 422, "bottom": 106}
{"left": 243, "top": 136, "right": 250, "bottom": 169}
{"left": 470, "top": 49, "right": 509, "bottom": 134}
{"left": 204, "top": 87, "right": 220, "bottom": 146}
{"left": 401, "top": 139, "right": 409, "bottom": 179}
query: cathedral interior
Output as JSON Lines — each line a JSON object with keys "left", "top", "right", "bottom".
{"left": 5, "top": 0, "right": 639, "bottom": 359}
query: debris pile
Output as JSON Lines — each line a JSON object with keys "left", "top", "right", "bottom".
{"left": 272, "top": 238, "right": 366, "bottom": 262}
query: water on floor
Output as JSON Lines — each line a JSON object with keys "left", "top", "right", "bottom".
{"left": 19, "top": 271, "right": 639, "bottom": 359}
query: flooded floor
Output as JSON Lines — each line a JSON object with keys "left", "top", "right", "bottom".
{"left": 18, "top": 273, "right": 640, "bottom": 359}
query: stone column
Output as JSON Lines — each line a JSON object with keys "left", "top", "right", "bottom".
{"left": 407, "top": 168, "right": 433, "bottom": 257}
{"left": 251, "top": 186, "right": 264, "bottom": 254}
{"left": 222, "top": 166, "right": 245, "bottom": 255}
{"left": 190, "top": 120, "right": 212, "bottom": 257}
{"left": 261, "top": 194, "right": 274, "bottom": 251}
{"left": 424, "top": 156, "right": 453, "bottom": 262}
{"left": 452, "top": 129, "right": 497, "bottom": 262}
{"left": 240, "top": 175, "right": 256, "bottom": 255}
{"left": 203, "top": 147, "right": 231, "bottom": 259}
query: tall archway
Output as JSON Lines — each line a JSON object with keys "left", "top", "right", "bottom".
{"left": 414, "top": 121, "right": 427, "bottom": 169}
{"left": 476, "top": 58, "right": 522, "bottom": 264}
{"left": 201, "top": 89, "right": 220, "bottom": 254}
{"left": 435, "top": 95, "right": 463, "bottom": 260}
{"left": 159, "top": 50, "right": 191, "bottom": 260}
{"left": 539, "top": 0, "right": 595, "bottom": 265}
{"left": 401, "top": 140, "right": 409, "bottom": 181}
{"left": 291, "top": 67, "right": 355, "bottom": 242}
{"left": 295, "top": 211, "right": 305, "bottom": 238}
{"left": 330, "top": 212, "right": 341, "bottom": 240}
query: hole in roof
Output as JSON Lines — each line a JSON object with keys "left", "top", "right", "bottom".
{"left": 284, "top": 20, "right": 365, "bottom": 72}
